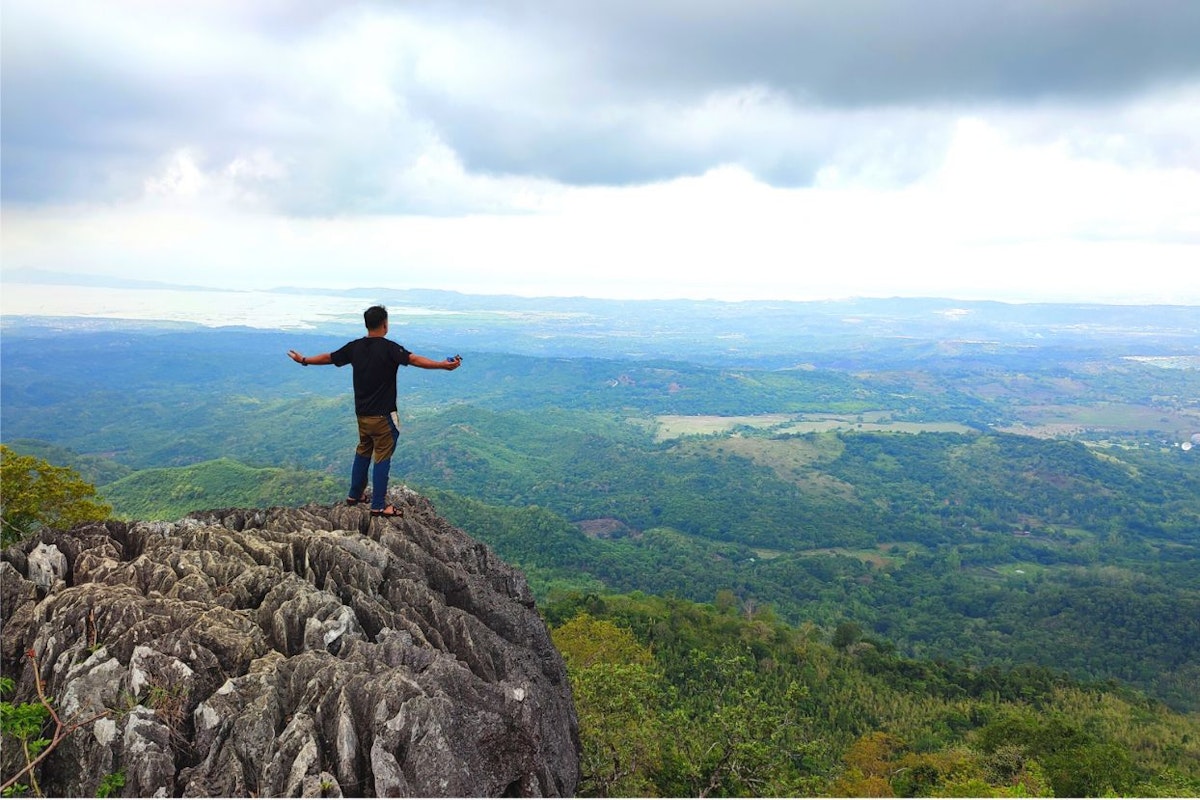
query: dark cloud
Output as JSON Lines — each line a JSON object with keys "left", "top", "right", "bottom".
{"left": 405, "top": 0, "right": 1200, "bottom": 187}
{"left": 2, "top": 0, "right": 1197, "bottom": 208}
{"left": 517, "top": 0, "right": 1200, "bottom": 105}
{"left": 414, "top": 89, "right": 953, "bottom": 189}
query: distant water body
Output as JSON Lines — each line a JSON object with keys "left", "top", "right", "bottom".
{"left": 0, "top": 284, "right": 443, "bottom": 330}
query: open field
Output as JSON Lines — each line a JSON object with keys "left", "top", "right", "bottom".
{"left": 794, "top": 544, "right": 918, "bottom": 569}
{"left": 654, "top": 413, "right": 797, "bottom": 439}
{"left": 998, "top": 403, "right": 1200, "bottom": 441}
{"left": 655, "top": 412, "right": 975, "bottom": 441}
{"left": 674, "top": 432, "right": 856, "bottom": 497}
{"left": 651, "top": 402, "right": 1200, "bottom": 445}
{"left": 777, "top": 419, "right": 975, "bottom": 435}
{"left": 1122, "top": 355, "right": 1200, "bottom": 370}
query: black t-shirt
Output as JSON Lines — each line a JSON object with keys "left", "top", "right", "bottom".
{"left": 330, "top": 337, "right": 412, "bottom": 415}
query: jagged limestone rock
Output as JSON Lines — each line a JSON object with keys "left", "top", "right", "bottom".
{"left": 0, "top": 490, "right": 580, "bottom": 797}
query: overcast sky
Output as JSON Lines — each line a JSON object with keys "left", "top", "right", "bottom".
{"left": 3, "top": 0, "right": 1199, "bottom": 304}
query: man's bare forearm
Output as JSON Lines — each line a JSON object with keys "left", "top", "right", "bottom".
{"left": 287, "top": 350, "right": 333, "bottom": 366}
{"left": 409, "top": 354, "right": 462, "bottom": 370}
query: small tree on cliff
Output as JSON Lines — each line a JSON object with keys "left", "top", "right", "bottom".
{"left": 0, "top": 446, "right": 111, "bottom": 547}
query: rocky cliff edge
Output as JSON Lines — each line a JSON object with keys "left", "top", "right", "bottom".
{"left": 0, "top": 487, "right": 580, "bottom": 797}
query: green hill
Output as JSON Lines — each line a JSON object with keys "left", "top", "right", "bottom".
{"left": 7, "top": 444, "right": 1199, "bottom": 795}
{"left": 545, "top": 591, "right": 1200, "bottom": 797}
{"left": 13, "top": 407, "right": 1200, "bottom": 713}
{"left": 421, "top": 439, "right": 1200, "bottom": 716}
{"left": 2, "top": 438, "right": 132, "bottom": 486}
{"left": 98, "top": 458, "right": 342, "bottom": 520}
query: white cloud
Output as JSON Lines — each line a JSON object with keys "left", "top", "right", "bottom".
{"left": 5, "top": 115, "right": 1196, "bottom": 305}
{"left": 2, "top": 1, "right": 1198, "bottom": 305}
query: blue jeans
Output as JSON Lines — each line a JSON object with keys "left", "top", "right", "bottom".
{"left": 349, "top": 413, "right": 400, "bottom": 510}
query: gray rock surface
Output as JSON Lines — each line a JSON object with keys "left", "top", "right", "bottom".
{"left": 1, "top": 488, "right": 580, "bottom": 797}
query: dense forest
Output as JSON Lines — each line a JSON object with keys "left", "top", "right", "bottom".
{"left": 414, "top": 424, "right": 1200, "bottom": 713}
{"left": 3, "top": 298, "right": 1199, "bottom": 795}
{"left": 13, "top": 406, "right": 1195, "bottom": 711}
{"left": 544, "top": 591, "right": 1200, "bottom": 796}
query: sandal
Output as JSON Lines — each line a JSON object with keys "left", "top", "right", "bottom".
{"left": 347, "top": 493, "right": 368, "bottom": 506}
{"left": 370, "top": 505, "right": 402, "bottom": 518}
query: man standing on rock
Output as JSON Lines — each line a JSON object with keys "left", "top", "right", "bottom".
{"left": 287, "top": 305, "right": 462, "bottom": 517}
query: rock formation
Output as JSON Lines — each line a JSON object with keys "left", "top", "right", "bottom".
{"left": 1, "top": 488, "right": 580, "bottom": 797}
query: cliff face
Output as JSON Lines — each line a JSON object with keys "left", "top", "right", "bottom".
{"left": 0, "top": 488, "right": 580, "bottom": 797}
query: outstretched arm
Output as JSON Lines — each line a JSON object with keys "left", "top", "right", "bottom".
{"left": 408, "top": 354, "right": 463, "bottom": 371}
{"left": 287, "top": 350, "right": 333, "bottom": 366}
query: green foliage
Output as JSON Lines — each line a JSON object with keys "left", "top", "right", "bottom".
{"left": 0, "top": 440, "right": 131, "bottom": 487}
{"left": 98, "top": 458, "right": 343, "bottom": 520}
{"left": 425, "top": 488, "right": 601, "bottom": 577}
{"left": 975, "top": 710, "right": 1139, "bottom": 797}
{"left": 1, "top": 677, "right": 51, "bottom": 798}
{"left": 0, "top": 689, "right": 49, "bottom": 752}
{"left": 832, "top": 621, "right": 864, "bottom": 650}
{"left": 93, "top": 767, "right": 125, "bottom": 800}
{"left": 1, "top": 445, "right": 111, "bottom": 546}
{"left": 2, "top": 653, "right": 115, "bottom": 798}
{"left": 659, "top": 649, "right": 813, "bottom": 797}
{"left": 545, "top": 592, "right": 1200, "bottom": 798}
{"left": 0, "top": 707, "right": 50, "bottom": 759}
{"left": 552, "top": 613, "right": 655, "bottom": 670}
{"left": 552, "top": 614, "right": 664, "bottom": 796}
{"left": 434, "top": 464, "right": 1200, "bottom": 711}
{"left": 94, "top": 771, "right": 125, "bottom": 799}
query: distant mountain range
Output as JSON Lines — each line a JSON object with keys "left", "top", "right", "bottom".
{"left": 4, "top": 273, "right": 1198, "bottom": 367}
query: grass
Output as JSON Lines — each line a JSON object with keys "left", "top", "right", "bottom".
{"left": 654, "top": 413, "right": 797, "bottom": 439}
{"left": 780, "top": 420, "right": 974, "bottom": 435}
{"left": 663, "top": 415, "right": 968, "bottom": 498}
{"left": 99, "top": 458, "right": 342, "bottom": 520}
{"left": 676, "top": 434, "right": 856, "bottom": 498}
{"left": 795, "top": 544, "right": 918, "bottom": 569}
{"left": 751, "top": 547, "right": 786, "bottom": 560}
{"left": 999, "top": 403, "right": 1200, "bottom": 440}
{"left": 655, "top": 403, "right": 1200, "bottom": 445}
{"left": 655, "top": 412, "right": 974, "bottom": 441}
{"left": 991, "top": 563, "right": 1047, "bottom": 578}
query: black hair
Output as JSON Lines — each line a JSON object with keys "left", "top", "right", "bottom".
{"left": 364, "top": 305, "right": 388, "bottom": 330}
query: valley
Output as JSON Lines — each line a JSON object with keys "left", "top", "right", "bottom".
{"left": 2, "top": 293, "right": 1198, "bottom": 717}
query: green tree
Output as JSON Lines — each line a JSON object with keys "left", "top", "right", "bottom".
{"left": 829, "top": 731, "right": 902, "bottom": 797}
{"left": 976, "top": 710, "right": 1139, "bottom": 797}
{"left": 552, "top": 614, "right": 665, "bottom": 797}
{"left": 659, "top": 649, "right": 813, "bottom": 797}
{"left": 1, "top": 676, "right": 51, "bottom": 797}
{"left": 1, "top": 445, "right": 111, "bottom": 546}
{"left": 833, "top": 621, "right": 864, "bottom": 650}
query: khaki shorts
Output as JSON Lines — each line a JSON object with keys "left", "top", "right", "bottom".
{"left": 355, "top": 412, "right": 400, "bottom": 462}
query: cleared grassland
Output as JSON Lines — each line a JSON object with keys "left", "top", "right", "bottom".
{"left": 778, "top": 419, "right": 974, "bottom": 435}
{"left": 680, "top": 433, "right": 857, "bottom": 498}
{"left": 794, "top": 545, "right": 913, "bottom": 569}
{"left": 998, "top": 402, "right": 1200, "bottom": 440}
{"left": 655, "top": 412, "right": 974, "bottom": 441}
{"left": 661, "top": 414, "right": 980, "bottom": 496}
{"left": 654, "top": 413, "right": 798, "bottom": 439}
